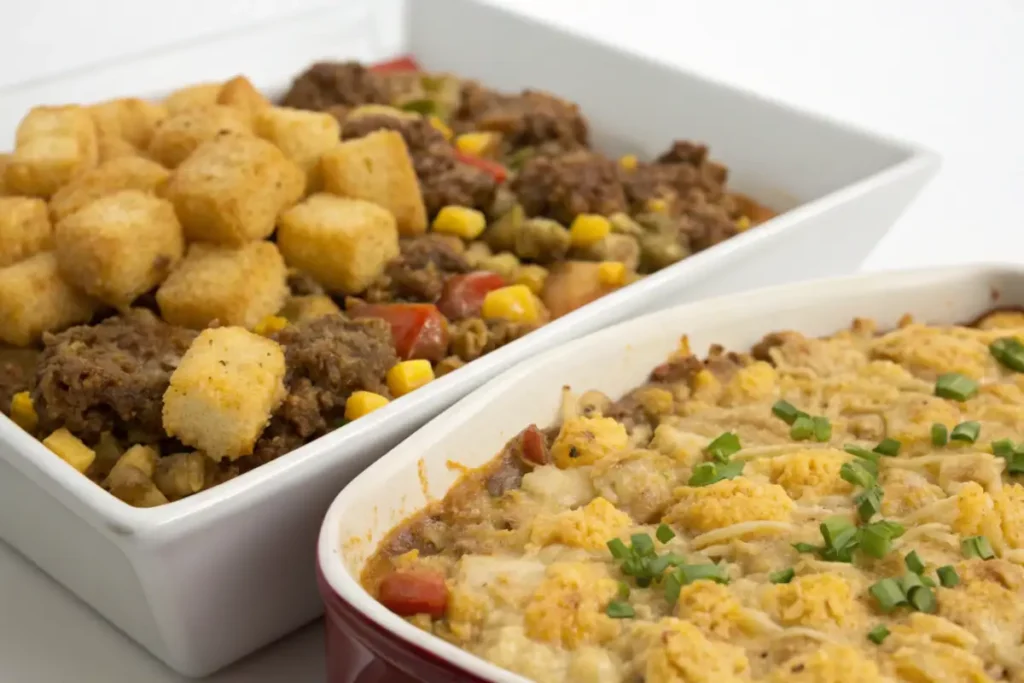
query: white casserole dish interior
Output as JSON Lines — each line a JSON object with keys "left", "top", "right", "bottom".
{"left": 0, "top": 0, "right": 937, "bottom": 677}
{"left": 321, "top": 263, "right": 1024, "bottom": 682}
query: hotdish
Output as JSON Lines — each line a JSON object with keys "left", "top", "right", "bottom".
{"left": 319, "top": 264, "right": 1024, "bottom": 683}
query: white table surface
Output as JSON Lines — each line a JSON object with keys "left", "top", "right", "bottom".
{"left": 3, "top": 0, "right": 1023, "bottom": 681}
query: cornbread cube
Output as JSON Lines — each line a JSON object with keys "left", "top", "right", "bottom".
{"left": 163, "top": 327, "right": 287, "bottom": 461}
{"left": 5, "top": 106, "right": 99, "bottom": 197}
{"left": 146, "top": 106, "right": 252, "bottom": 168}
{"left": 89, "top": 97, "right": 167, "bottom": 149}
{"left": 163, "top": 82, "right": 222, "bottom": 114}
{"left": 216, "top": 76, "right": 270, "bottom": 126}
{"left": 166, "top": 134, "right": 304, "bottom": 244}
{"left": 96, "top": 135, "right": 144, "bottom": 163}
{"left": 0, "top": 153, "right": 10, "bottom": 195}
{"left": 156, "top": 241, "right": 288, "bottom": 329}
{"left": 55, "top": 190, "right": 184, "bottom": 308}
{"left": 42, "top": 427, "right": 96, "bottom": 473}
{"left": 0, "top": 197, "right": 52, "bottom": 267}
{"left": 321, "top": 130, "right": 427, "bottom": 236}
{"left": 529, "top": 497, "right": 631, "bottom": 550}
{"left": 279, "top": 294, "right": 341, "bottom": 323}
{"left": 254, "top": 106, "right": 341, "bottom": 191}
{"left": 277, "top": 193, "right": 398, "bottom": 294}
{"left": 0, "top": 252, "right": 96, "bottom": 346}
{"left": 49, "top": 156, "right": 171, "bottom": 222}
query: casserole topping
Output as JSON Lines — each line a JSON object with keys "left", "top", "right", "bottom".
{"left": 0, "top": 59, "right": 772, "bottom": 507}
{"left": 365, "top": 310, "right": 1024, "bottom": 682}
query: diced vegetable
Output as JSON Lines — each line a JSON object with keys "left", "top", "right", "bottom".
{"left": 455, "top": 132, "right": 502, "bottom": 158}
{"left": 10, "top": 391, "right": 37, "bottom": 433}
{"left": 43, "top": 428, "right": 96, "bottom": 473}
{"left": 867, "top": 625, "right": 890, "bottom": 644}
{"left": 438, "top": 271, "right": 507, "bottom": 320}
{"left": 481, "top": 284, "right": 542, "bottom": 324}
{"left": 454, "top": 150, "right": 507, "bottom": 183}
{"left": 618, "top": 154, "right": 638, "bottom": 171}
{"left": 950, "top": 420, "right": 980, "bottom": 443}
{"left": 378, "top": 569, "right": 448, "bottom": 617}
{"left": 569, "top": 214, "right": 612, "bottom": 248}
{"left": 597, "top": 261, "right": 627, "bottom": 287}
{"left": 253, "top": 315, "right": 288, "bottom": 337}
{"left": 935, "top": 373, "right": 978, "bottom": 401}
{"left": 370, "top": 55, "right": 422, "bottom": 73}
{"left": 428, "top": 116, "right": 453, "bottom": 141}
{"left": 931, "top": 423, "right": 949, "bottom": 446}
{"left": 345, "top": 391, "right": 391, "bottom": 420}
{"left": 432, "top": 205, "right": 487, "bottom": 240}
{"left": 352, "top": 303, "right": 449, "bottom": 363}
{"left": 519, "top": 424, "right": 549, "bottom": 466}
{"left": 387, "top": 360, "right": 435, "bottom": 397}
{"left": 515, "top": 264, "right": 548, "bottom": 295}
{"left": 541, "top": 261, "right": 616, "bottom": 319}
{"left": 990, "top": 336, "right": 1024, "bottom": 372}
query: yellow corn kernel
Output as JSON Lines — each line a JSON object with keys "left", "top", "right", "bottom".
{"left": 646, "top": 198, "right": 669, "bottom": 214}
{"left": 618, "top": 154, "right": 638, "bottom": 171}
{"left": 429, "top": 116, "right": 453, "bottom": 141}
{"left": 43, "top": 428, "right": 96, "bottom": 473}
{"left": 10, "top": 391, "right": 38, "bottom": 433}
{"left": 516, "top": 264, "right": 548, "bottom": 295}
{"left": 569, "top": 214, "right": 611, "bottom": 248}
{"left": 432, "top": 205, "right": 487, "bottom": 240}
{"left": 736, "top": 215, "right": 751, "bottom": 232}
{"left": 253, "top": 315, "right": 288, "bottom": 337}
{"left": 345, "top": 391, "right": 391, "bottom": 420}
{"left": 482, "top": 284, "right": 541, "bottom": 324}
{"left": 455, "top": 132, "right": 501, "bottom": 157}
{"left": 597, "top": 261, "right": 627, "bottom": 287}
{"left": 387, "top": 360, "right": 435, "bottom": 398}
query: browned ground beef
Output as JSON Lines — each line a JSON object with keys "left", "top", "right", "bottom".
{"left": 281, "top": 61, "right": 389, "bottom": 112}
{"left": 0, "top": 350, "right": 37, "bottom": 416}
{"left": 621, "top": 140, "right": 731, "bottom": 212}
{"left": 679, "top": 195, "right": 740, "bottom": 252}
{"left": 512, "top": 151, "right": 628, "bottom": 225}
{"left": 33, "top": 309, "right": 196, "bottom": 443}
{"left": 249, "top": 315, "right": 398, "bottom": 464}
{"left": 455, "top": 82, "right": 588, "bottom": 153}
{"left": 366, "top": 235, "right": 471, "bottom": 303}
{"left": 342, "top": 114, "right": 496, "bottom": 215}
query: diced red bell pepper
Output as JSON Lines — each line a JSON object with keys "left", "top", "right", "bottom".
{"left": 378, "top": 570, "right": 448, "bottom": 618}
{"left": 351, "top": 303, "right": 449, "bottom": 363}
{"left": 437, "top": 271, "right": 507, "bottom": 320}
{"left": 370, "top": 55, "right": 422, "bottom": 73}
{"left": 455, "top": 150, "right": 508, "bottom": 184}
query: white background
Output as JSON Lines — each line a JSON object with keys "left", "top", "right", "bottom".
{"left": 1, "top": 0, "right": 1022, "bottom": 681}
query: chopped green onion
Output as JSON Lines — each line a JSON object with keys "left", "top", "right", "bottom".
{"left": 635, "top": 576, "right": 652, "bottom": 588}
{"left": 399, "top": 99, "right": 439, "bottom": 115}
{"left": 607, "top": 538, "right": 629, "bottom": 559}
{"left": 867, "top": 624, "right": 890, "bottom": 644}
{"left": 606, "top": 600, "right": 635, "bottom": 619}
{"left": 841, "top": 461, "right": 875, "bottom": 489}
{"left": 772, "top": 400, "right": 803, "bottom": 425}
{"left": 859, "top": 525, "right": 894, "bottom": 559}
{"left": 716, "top": 460, "right": 745, "bottom": 481}
{"left": 899, "top": 571, "right": 926, "bottom": 593}
{"left": 820, "top": 516, "right": 856, "bottom": 548}
{"left": 844, "top": 445, "right": 881, "bottom": 464}
{"left": 856, "top": 457, "right": 880, "bottom": 478}
{"left": 792, "top": 542, "right": 820, "bottom": 554}
{"left": 990, "top": 337, "right": 1024, "bottom": 372}
{"left": 656, "top": 523, "right": 676, "bottom": 544}
{"left": 935, "top": 373, "right": 978, "bottom": 401}
{"left": 790, "top": 415, "right": 815, "bottom": 441}
{"left": 874, "top": 438, "right": 901, "bottom": 457}
{"left": 870, "top": 578, "right": 907, "bottom": 612}
{"left": 664, "top": 573, "right": 682, "bottom": 605}
{"left": 617, "top": 581, "right": 630, "bottom": 599}
{"left": 1008, "top": 451, "right": 1024, "bottom": 475}
{"left": 993, "top": 439, "right": 1016, "bottom": 458}
{"left": 856, "top": 487, "right": 883, "bottom": 523}
{"left": 646, "top": 553, "right": 684, "bottom": 576}
{"left": 908, "top": 585, "right": 937, "bottom": 613}
{"left": 688, "top": 462, "right": 718, "bottom": 487}
{"left": 920, "top": 575, "right": 936, "bottom": 588}
{"left": 631, "top": 533, "right": 655, "bottom": 557}
{"left": 905, "top": 550, "right": 926, "bottom": 574}
{"left": 706, "top": 432, "right": 741, "bottom": 462}
{"left": 870, "top": 520, "right": 906, "bottom": 539}
{"left": 937, "top": 565, "right": 960, "bottom": 587}
{"left": 769, "top": 568, "right": 795, "bottom": 584}
{"left": 812, "top": 416, "right": 832, "bottom": 442}
{"left": 678, "top": 563, "right": 729, "bottom": 585}
{"left": 961, "top": 535, "right": 995, "bottom": 560}
{"left": 950, "top": 421, "right": 981, "bottom": 444}
{"left": 931, "top": 423, "right": 949, "bottom": 446}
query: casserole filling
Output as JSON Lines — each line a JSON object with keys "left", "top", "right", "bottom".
{"left": 364, "top": 310, "right": 1024, "bottom": 682}
{"left": 0, "top": 59, "right": 772, "bottom": 507}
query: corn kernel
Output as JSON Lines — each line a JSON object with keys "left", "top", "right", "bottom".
{"left": 10, "top": 391, "right": 38, "bottom": 433}
{"left": 253, "top": 315, "right": 288, "bottom": 336}
{"left": 345, "top": 391, "right": 391, "bottom": 420}
{"left": 432, "top": 205, "right": 487, "bottom": 240}
{"left": 387, "top": 360, "right": 435, "bottom": 397}
{"left": 429, "top": 116, "right": 453, "bottom": 141}
{"left": 736, "top": 215, "right": 751, "bottom": 232}
{"left": 455, "top": 132, "right": 501, "bottom": 157}
{"left": 516, "top": 264, "right": 548, "bottom": 295}
{"left": 618, "top": 154, "right": 638, "bottom": 171}
{"left": 597, "top": 261, "right": 627, "bottom": 287}
{"left": 482, "top": 284, "right": 541, "bottom": 324}
{"left": 646, "top": 198, "right": 669, "bottom": 214}
{"left": 569, "top": 214, "right": 611, "bottom": 248}
{"left": 43, "top": 427, "right": 96, "bottom": 473}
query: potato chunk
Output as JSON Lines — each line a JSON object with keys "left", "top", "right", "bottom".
{"left": 146, "top": 106, "right": 251, "bottom": 168}
{"left": 0, "top": 197, "right": 52, "bottom": 267}
{"left": 89, "top": 97, "right": 167, "bottom": 149}
{"left": 49, "top": 156, "right": 170, "bottom": 222}
{"left": 0, "top": 252, "right": 96, "bottom": 346}
{"left": 321, "top": 130, "right": 426, "bottom": 236}
{"left": 277, "top": 193, "right": 398, "bottom": 295}
{"left": 254, "top": 106, "right": 340, "bottom": 191}
{"left": 55, "top": 190, "right": 184, "bottom": 308}
{"left": 163, "top": 327, "right": 286, "bottom": 461}
{"left": 5, "top": 106, "right": 98, "bottom": 197}
{"left": 156, "top": 241, "right": 288, "bottom": 329}
{"left": 166, "top": 134, "right": 304, "bottom": 244}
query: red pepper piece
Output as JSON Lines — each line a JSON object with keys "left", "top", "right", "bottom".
{"left": 437, "top": 271, "right": 507, "bottom": 320}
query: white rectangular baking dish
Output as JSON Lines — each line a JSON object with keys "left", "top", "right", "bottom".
{"left": 0, "top": 0, "right": 937, "bottom": 677}
{"left": 319, "top": 263, "right": 1024, "bottom": 682}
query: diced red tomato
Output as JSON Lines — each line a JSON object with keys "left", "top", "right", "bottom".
{"left": 378, "top": 570, "right": 448, "bottom": 618}
{"left": 520, "top": 424, "right": 549, "bottom": 466}
{"left": 351, "top": 303, "right": 449, "bottom": 363}
{"left": 454, "top": 150, "right": 508, "bottom": 184}
{"left": 437, "top": 271, "right": 507, "bottom": 320}
{"left": 370, "top": 55, "right": 421, "bottom": 73}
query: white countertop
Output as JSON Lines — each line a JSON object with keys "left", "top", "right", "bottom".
{"left": 3, "top": 0, "right": 1022, "bottom": 681}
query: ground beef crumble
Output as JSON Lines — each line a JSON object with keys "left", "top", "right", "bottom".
{"left": 280, "top": 61, "right": 389, "bottom": 112}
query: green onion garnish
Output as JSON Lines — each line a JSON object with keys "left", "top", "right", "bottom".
{"left": 1008, "top": 451, "right": 1024, "bottom": 475}
{"left": 937, "top": 565, "right": 960, "bottom": 587}
{"left": 399, "top": 99, "right": 439, "bottom": 115}
{"left": 771, "top": 399, "right": 803, "bottom": 425}
{"left": 677, "top": 563, "right": 729, "bottom": 585}
{"left": 664, "top": 573, "right": 682, "bottom": 605}
{"left": 606, "top": 600, "right": 635, "bottom": 618}
{"left": 935, "top": 373, "right": 978, "bottom": 401}
{"left": 870, "top": 578, "right": 907, "bottom": 612}
{"left": 656, "top": 523, "right": 676, "bottom": 544}
{"left": 769, "top": 568, "right": 795, "bottom": 584}
{"left": 812, "top": 416, "right": 832, "bottom": 442}
{"left": 631, "top": 533, "right": 655, "bottom": 557}
{"left": 617, "top": 581, "right": 630, "bottom": 599}
{"left": 844, "top": 445, "right": 881, "bottom": 463}
{"left": 856, "top": 487, "right": 883, "bottom": 523}
{"left": 792, "top": 542, "right": 820, "bottom": 554}
{"left": 688, "top": 462, "right": 718, "bottom": 487}
{"left": 961, "top": 535, "right": 995, "bottom": 560}
{"left": 993, "top": 439, "right": 1016, "bottom": 458}
{"left": 607, "top": 538, "right": 629, "bottom": 559}
{"left": 950, "top": 421, "right": 981, "bottom": 444}
{"left": 990, "top": 337, "right": 1024, "bottom": 372}
{"left": 907, "top": 585, "right": 937, "bottom": 613}
{"left": 905, "top": 550, "right": 926, "bottom": 574}
{"left": 841, "top": 461, "right": 875, "bottom": 489}
{"left": 859, "top": 525, "right": 894, "bottom": 559}
{"left": 706, "top": 432, "right": 741, "bottom": 462}
{"left": 820, "top": 516, "right": 856, "bottom": 548}
{"left": 874, "top": 438, "right": 901, "bottom": 457}
{"left": 867, "top": 624, "right": 890, "bottom": 644}
{"left": 790, "top": 415, "right": 815, "bottom": 440}
{"left": 899, "top": 571, "right": 926, "bottom": 594}
{"left": 931, "top": 423, "right": 948, "bottom": 446}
